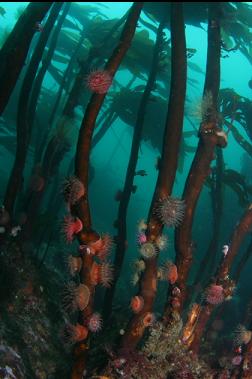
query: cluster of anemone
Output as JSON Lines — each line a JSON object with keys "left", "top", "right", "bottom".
{"left": 136, "top": 220, "right": 163, "bottom": 260}
{"left": 155, "top": 196, "right": 186, "bottom": 227}
{"left": 63, "top": 314, "right": 103, "bottom": 344}
{"left": 62, "top": 176, "right": 85, "bottom": 206}
{"left": 61, "top": 178, "right": 113, "bottom": 343}
{"left": 142, "top": 320, "right": 211, "bottom": 378}
{"left": 137, "top": 232, "right": 167, "bottom": 251}
{"left": 108, "top": 348, "right": 158, "bottom": 379}
{"left": 62, "top": 282, "right": 90, "bottom": 313}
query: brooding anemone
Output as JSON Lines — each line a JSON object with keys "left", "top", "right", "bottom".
{"left": 134, "top": 259, "right": 146, "bottom": 274}
{"left": 90, "top": 262, "right": 114, "bottom": 288}
{"left": 88, "top": 233, "right": 114, "bottom": 260}
{"left": 62, "top": 176, "right": 85, "bottom": 205}
{"left": 155, "top": 197, "right": 185, "bottom": 227}
{"left": 87, "top": 313, "right": 103, "bottom": 332}
{"left": 86, "top": 70, "right": 112, "bottom": 94}
{"left": 62, "top": 215, "right": 83, "bottom": 243}
{"left": 100, "top": 262, "right": 114, "bottom": 287}
{"left": 139, "top": 242, "right": 157, "bottom": 259}
{"left": 205, "top": 284, "right": 224, "bottom": 305}
{"left": 141, "top": 312, "right": 155, "bottom": 327}
{"left": 131, "top": 272, "right": 140, "bottom": 286}
{"left": 130, "top": 296, "right": 144, "bottom": 314}
{"left": 158, "top": 261, "right": 178, "bottom": 284}
{"left": 62, "top": 282, "right": 90, "bottom": 312}
{"left": 234, "top": 324, "right": 252, "bottom": 346}
{"left": 98, "top": 234, "right": 114, "bottom": 259}
{"left": 137, "top": 232, "right": 147, "bottom": 245}
{"left": 64, "top": 323, "right": 88, "bottom": 344}
{"left": 67, "top": 255, "right": 82, "bottom": 277}
{"left": 190, "top": 90, "right": 214, "bottom": 121}
{"left": 137, "top": 219, "right": 148, "bottom": 232}
{"left": 0, "top": 206, "right": 10, "bottom": 226}
{"left": 156, "top": 234, "right": 168, "bottom": 250}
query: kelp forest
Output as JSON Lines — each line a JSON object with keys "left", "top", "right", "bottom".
{"left": 1, "top": 2, "right": 252, "bottom": 379}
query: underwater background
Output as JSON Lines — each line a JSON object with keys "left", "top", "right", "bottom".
{"left": 0, "top": 2, "right": 252, "bottom": 378}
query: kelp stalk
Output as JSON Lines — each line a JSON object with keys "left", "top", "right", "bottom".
{"left": 102, "top": 11, "right": 167, "bottom": 322}
{"left": 28, "top": 3, "right": 70, "bottom": 129}
{"left": 48, "top": 26, "right": 86, "bottom": 128}
{"left": 185, "top": 205, "right": 252, "bottom": 353}
{"left": 21, "top": 130, "right": 70, "bottom": 241}
{"left": 233, "top": 236, "right": 252, "bottom": 282}
{"left": 70, "top": 4, "right": 143, "bottom": 378}
{"left": 193, "top": 148, "right": 224, "bottom": 292}
{"left": 165, "top": 3, "right": 224, "bottom": 317}
{"left": 121, "top": 2, "right": 186, "bottom": 349}
{"left": 3, "top": 3, "right": 63, "bottom": 218}
{"left": 0, "top": 2, "right": 52, "bottom": 115}
{"left": 241, "top": 338, "right": 252, "bottom": 378}
{"left": 63, "top": 7, "right": 131, "bottom": 120}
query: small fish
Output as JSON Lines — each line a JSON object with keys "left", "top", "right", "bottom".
{"left": 34, "top": 22, "right": 43, "bottom": 32}
{"left": 113, "top": 219, "right": 119, "bottom": 229}
{"left": 234, "top": 346, "right": 242, "bottom": 354}
{"left": 135, "top": 170, "right": 147, "bottom": 177}
{"left": 114, "top": 190, "right": 123, "bottom": 201}
{"left": 248, "top": 79, "right": 252, "bottom": 89}
{"left": 210, "top": 20, "right": 218, "bottom": 28}
{"left": 187, "top": 48, "right": 196, "bottom": 54}
{"left": 0, "top": 7, "right": 6, "bottom": 17}
{"left": 149, "top": 96, "right": 157, "bottom": 102}
{"left": 82, "top": 246, "right": 92, "bottom": 255}
{"left": 186, "top": 48, "right": 197, "bottom": 58}
{"left": 131, "top": 185, "right": 137, "bottom": 193}
{"left": 113, "top": 358, "right": 126, "bottom": 369}
{"left": 155, "top": 156, "right": 161, "bottom": 170}
{"left": 222, "top": 245, "right": 229, "bottom": 257}
{"left": 10, "top": 225, "right": 21, "bottom": 237}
